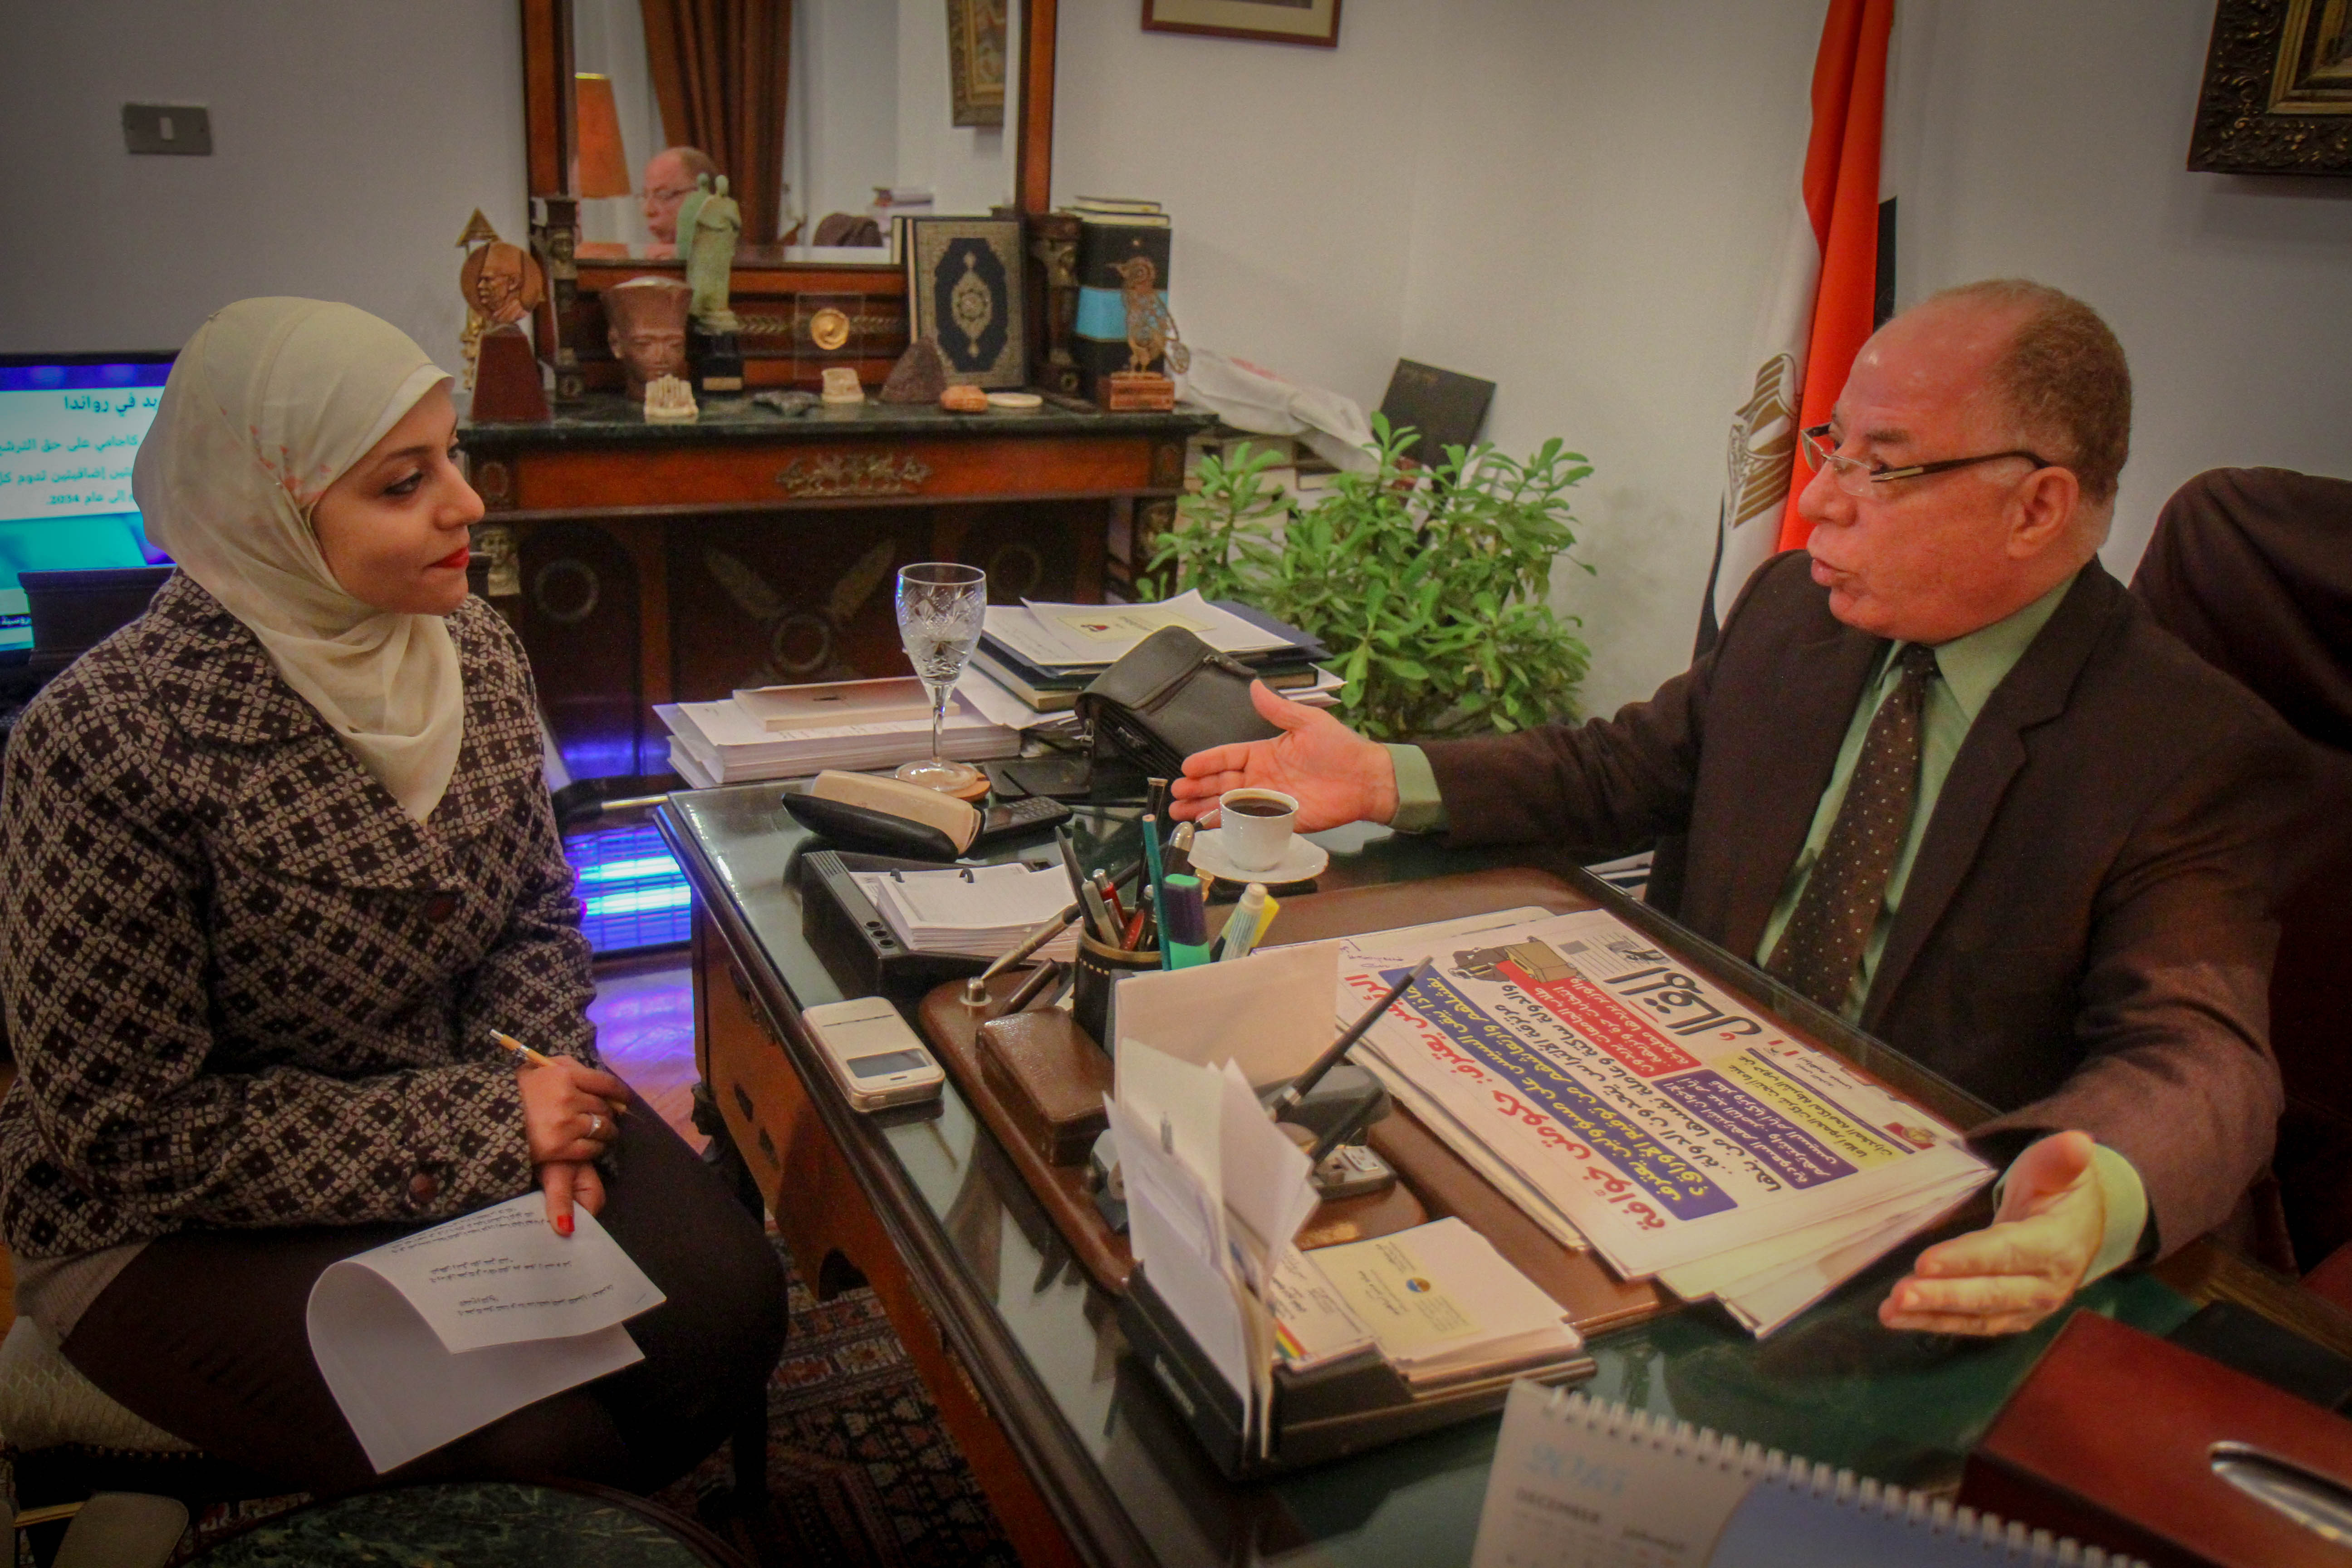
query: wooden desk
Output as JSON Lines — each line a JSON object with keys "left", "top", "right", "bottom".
{"left": 658, "top": 789, "right": 2352, "bottom": 1568}
{"left": 459, "top": 397, "right": 1211, "bottom": 781}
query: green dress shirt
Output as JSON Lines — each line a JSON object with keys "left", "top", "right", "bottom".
{"left": 1385, "top": 569, "right": 2149, "bottom": 1281}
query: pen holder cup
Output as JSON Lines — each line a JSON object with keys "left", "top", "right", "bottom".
{"left": 1073, "top": 930, "right": 1161, "bottom": 1047}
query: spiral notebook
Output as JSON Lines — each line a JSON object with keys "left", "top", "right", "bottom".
{"left": 1470, "top": 1383, "right": 2143, "bottom": 1568}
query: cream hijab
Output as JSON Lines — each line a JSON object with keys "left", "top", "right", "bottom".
{"left": 137, "top": 298, "right": 464, "bottom": 822}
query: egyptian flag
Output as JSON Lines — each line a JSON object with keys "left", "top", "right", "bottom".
{"left": 1700, "top": 0, "right": 1894, "bottom": 646}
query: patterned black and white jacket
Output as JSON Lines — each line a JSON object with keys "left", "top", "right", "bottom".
{"left": 0, "top": 573, "right": 596, "bottom": 1259}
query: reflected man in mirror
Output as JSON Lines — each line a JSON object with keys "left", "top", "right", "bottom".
{"left": 1172, "top": 281, "right": 2311, "bottom": 1337}
{"left": 641, "top": 145, "right": 719, "bottom": 256}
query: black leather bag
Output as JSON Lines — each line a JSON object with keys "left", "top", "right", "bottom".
{"left": 1076, "top": 626, "right": 1281, "bottom": 779}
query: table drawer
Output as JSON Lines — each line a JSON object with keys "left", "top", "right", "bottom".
{"left": 503, "top": 435, "right": 1163, "bottom": 512}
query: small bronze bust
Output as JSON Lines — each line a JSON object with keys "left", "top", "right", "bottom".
{"left": 603, "top": 276, "right": 692, "bottom": 401}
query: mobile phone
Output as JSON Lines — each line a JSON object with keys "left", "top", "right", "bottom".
{"left": 803, "top": 996, "right": 946, "bottom": 1111}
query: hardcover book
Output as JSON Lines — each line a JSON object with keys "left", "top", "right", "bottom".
{"left": 1073, "top": 216, "right": 1174, "bottom": 403}
{"left": 900, "top": 216, "right": 1027, "bottom": 389}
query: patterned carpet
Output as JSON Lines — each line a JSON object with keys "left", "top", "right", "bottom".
{"left": 111, "top": 1231, "right": 1015, "bottom": 1567}
{"left": 652, "top": 1234, "right": 1019, "bottom": 1568}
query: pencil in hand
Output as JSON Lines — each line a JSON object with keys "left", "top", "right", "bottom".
{"left": 491, "top": 1029, "right": 555, "bottom": 1068}
{"left": 493, "top": 1030, "right": 630, "bottom": 1115}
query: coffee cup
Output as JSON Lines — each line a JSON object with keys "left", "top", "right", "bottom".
{"left": 1218, "top": 788, "right": 1298, "bottom": 873}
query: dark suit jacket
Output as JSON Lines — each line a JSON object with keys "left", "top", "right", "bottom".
{"left": 0, "top": 574, "right": 596, "bottom": 1258}
{"left": 1421, "top": 553, "right": 2309, "bottom": 1254}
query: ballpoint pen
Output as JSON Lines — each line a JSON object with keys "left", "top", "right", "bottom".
{"left": 960, "top": 900, "right": 1083, "bottom": 1004}
{"left": 1002, "top": 959, "right": 1064, "bottom": 1013}
{"left": 1079, "top": 877, "right": 1117, "bottom": 946}
{"left": 1092, "top": 868, "right": 1125, "bottom": 929}
{"left": 1164, "top": 820, "right": 1197, "bottom": 882}
{"left": 1140, "top": 813, "right": 1170, "bottom": 967}
{"left": 1055, "top": 828, "right": 1093, "bottom": 915}
{"left": 1266, "top": 958, "right": 1434, "bottom": 1120}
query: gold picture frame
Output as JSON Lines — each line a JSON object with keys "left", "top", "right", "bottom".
{"left": 1141, "top": 0, "right": 1341, "bottom": 49}
{"left": 2189, "top": 0, "right": 2352, "bottom": 173}
{"left": 947, "top": 0, "right": 1007, "bottom": 128}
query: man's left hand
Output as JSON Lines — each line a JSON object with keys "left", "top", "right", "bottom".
{"left": 1879, "top": 1130, "right": 2105, "bottom": 1336}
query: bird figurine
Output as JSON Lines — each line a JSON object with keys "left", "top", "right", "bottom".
{"left": 1112, "top": 255, "right": 1188, "bottom": 376}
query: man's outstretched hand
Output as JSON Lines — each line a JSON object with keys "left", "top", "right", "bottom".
{"left": 1169, "top": 681, "right": 1400, "bottom": 831}
{"left": 1879, "top": 1130, "right": 2108, "bottom": 1337}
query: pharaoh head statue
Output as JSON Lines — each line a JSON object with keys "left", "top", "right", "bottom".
{"left": 602, "top": 276, "right": 692, "bottom": 400}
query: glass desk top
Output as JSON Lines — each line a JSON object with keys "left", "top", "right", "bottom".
{"left": 658, "top": 783, "right": 2201, "bottom": 1568}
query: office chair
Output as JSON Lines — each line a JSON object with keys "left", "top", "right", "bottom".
{"left": 2130, "top": 465, "right": 2352, "bottom": 1284}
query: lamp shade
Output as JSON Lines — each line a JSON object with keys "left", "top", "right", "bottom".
{"left": 573, "top": 73, "right": 632, "bottom": 199}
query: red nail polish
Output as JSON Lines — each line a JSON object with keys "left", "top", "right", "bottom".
{"left": 555, "top": 1214, "right": 573, "bottom": 1236}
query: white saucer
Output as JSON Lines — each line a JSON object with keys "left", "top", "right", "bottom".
{"left": 1185, "top": 828, "right": 1329, "bottom": 888}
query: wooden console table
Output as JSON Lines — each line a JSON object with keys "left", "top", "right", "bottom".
{"left": 458, "top": 396, "right": 1211, "bottom": 782}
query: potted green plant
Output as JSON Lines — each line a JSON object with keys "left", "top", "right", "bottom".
{"left": 1141, "top": 416, "right": 1595, "bottom": 740}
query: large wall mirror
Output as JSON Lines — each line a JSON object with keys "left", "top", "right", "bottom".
{"left": 520, "top": 0, "right": 1059, "bottom": 392}
{"left": 568, "top": 0, "right": 1019, "bottom": 261}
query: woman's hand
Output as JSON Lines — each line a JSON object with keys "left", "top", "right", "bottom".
{"left": 1169, "top": 681, "right": 1401, "bottom": 832}
{"left": 539, "top": 1159, "right": 606, "bottom": 1237}
{"left": 517, "top": 1054, "right": 630, "bottom": 1167}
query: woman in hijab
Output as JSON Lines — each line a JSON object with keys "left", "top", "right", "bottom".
{"left": 0, "top": 299, "right": 784, "bottom": 1496}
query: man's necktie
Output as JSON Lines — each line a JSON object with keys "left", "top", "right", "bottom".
{"left": 1767, "top": 643, "right": 1941, "bottom": 1013}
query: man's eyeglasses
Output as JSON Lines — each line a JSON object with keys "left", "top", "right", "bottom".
{"left": 640, "top": 185, "right": 696, "bottom": 205}
{"left": 1800, "top": 423, "right": 2055, "bottom": 497}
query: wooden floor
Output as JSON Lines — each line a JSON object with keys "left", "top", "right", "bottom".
{"left": 0, "top": 957, "right": 697, "bottom": 1330}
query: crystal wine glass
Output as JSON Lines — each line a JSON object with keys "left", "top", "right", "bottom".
{"left": 893, "top": 562, "right": 988, "bottom": 794}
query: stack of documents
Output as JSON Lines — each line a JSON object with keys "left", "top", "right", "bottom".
{"left": 1334, "top": 909, "right": 1993, "bottom": 1336}
{"left": 1109, "top": 968, "right": 1590, "bottom": 1451}
{"left": 306, "top": 1194, "right": 664, "bottom": 1474}
{"left": 848, "top": 862, "right": 1082, "bottom": 960}
{"left": 972, "top": 592, "right": 1344, "bottom": 713}
{"left": 1291, "top": 1219, "right": 1582, "bottom": 1388}
{"left": 659, "top": 673, "right": 1039, "bottom": 787}
{"left": 1110, "top": 1040, "right": 1321, "bottom": 1455}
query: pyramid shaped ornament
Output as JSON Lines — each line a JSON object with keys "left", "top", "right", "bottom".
{"left": 455, "top": 209, "right": 501, "bottom": 249}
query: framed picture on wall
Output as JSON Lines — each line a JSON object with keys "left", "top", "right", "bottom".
{"left": 947, "top": 0, "right": 1007, "bottom": 127}
{"left": 2188, "top": 0, "right": 2352, "bottom": 174}
{"left": 1142, "top": 0, "right": 1341, "bottom": 49}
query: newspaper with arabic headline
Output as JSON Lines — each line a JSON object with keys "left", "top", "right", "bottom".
{"left": 1338, "top": 910, "right": 1991, "bottom": 1333}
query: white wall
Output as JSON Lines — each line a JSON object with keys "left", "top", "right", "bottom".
{"left": 574, "top": 0, "right": 665, "bottom": 248}
{"left": 794, "top": 0, "right": 902, "bottom": 230}
{"left": 0, "top": 1, "right": 525, "bottom": 377}
{"left": 1886, "top": 0, "right": 2352, "bottom": 579}
{"left": 5, "top": 1, "right": 2346, "bottom": 716}
{"left": 1050, "top": 3, "right": 1433, "bottom": 404}
{"left": 895, "top": 0, "right": 1016, "bottom": 214}
{"left": 1055, "top": 0, "right": 2352, "bottom": 716}
{"left": 1388, "top": 1, "right": 1823, "bottom": 714}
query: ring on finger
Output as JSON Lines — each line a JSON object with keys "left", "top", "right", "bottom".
{"left": 588, "top": 1112, "right": 606, "bottom": 1139}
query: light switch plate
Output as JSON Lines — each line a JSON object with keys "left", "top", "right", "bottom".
{"left": 122, "top": 103, "right": 212, "bottom": 156}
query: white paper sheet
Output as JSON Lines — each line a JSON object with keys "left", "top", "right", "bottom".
{"left": 986, "top": 591, "right": 1292, "bottom": 670}
{"left": 1113, "top": 941, "right": 1341, "bottom": 1088}
{"left": 1109, "top": 1094, "right": 1252, "bottom": 1405}
{"left": 305, "top": 1195, "right": 664, "bottom": 1473}
{"left": 1215, "top": 1060, "right": 1318, "bottom": 1293}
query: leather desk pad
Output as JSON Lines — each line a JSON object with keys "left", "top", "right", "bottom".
{"left": 918, "top": 867, "right": 1674, "bottom": 1330}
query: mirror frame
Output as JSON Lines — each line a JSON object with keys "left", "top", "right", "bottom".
{"left": 518, "top": 0, "right": 1058, "bottom": 397}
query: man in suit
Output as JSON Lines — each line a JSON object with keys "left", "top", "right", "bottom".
{"left": 1171, "top": 280, "right": 2308, "bottom": 1335}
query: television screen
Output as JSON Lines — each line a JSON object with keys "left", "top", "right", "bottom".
{"left": 0, "top": 353, "right": 176, "bottom": 653}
